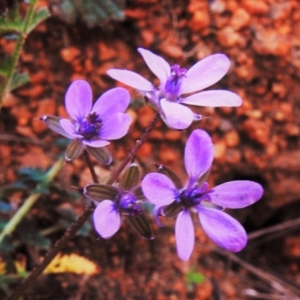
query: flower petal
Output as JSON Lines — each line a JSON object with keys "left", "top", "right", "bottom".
{"left": 180, "top": 54, "right": 230, "bottom": 94}
{"left": 198, "top": 206, "right": 247, "bottom": 252}
{"left": 175, "top": 210, "right": 195, "bottom": 261}
{"left": 93, "top": 200, "right": 121, "bottom": 238}
{"left": 184, "top": 129, "right": 214, "bottom": 184}
{"left": 107, "top": 69, "right": 154, "bottom": 91}
{"left": 209, "top": 181, "right": 263, "bottom": 209}
{"left": 65, "top": 80, "right": 92, "bottom": 121}
{"left": 160, "top": 99, "right": 194, "bottom": 129}
{"left": 182, "top": 90, "right": 242, "bottom": 107}
{"left": 138, "top": 48, "right": 170, "bottom": 84}
{"left": 142, "top": 173, "right": 177, "bottom": 206}
{"left": 40, "top": 115, "right": 74, "bottom": 138}
{"left": 92, "top": 87, "right": 130, "bottom": 120}
{"left": 99, "top": 113, "right": 131, "bottom": 140}
{"left": 59, "top": 119, "right": 83, "bottom": 138}
{"left": 82, "top": 139, "right": 110, "bottom": 147}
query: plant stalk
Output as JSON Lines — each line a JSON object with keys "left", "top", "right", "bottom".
{"left": 6, "top": 113, "right": 160, "bottom": 300}
{"left": 0, "top": 0, "right": 37, "bottom": 108}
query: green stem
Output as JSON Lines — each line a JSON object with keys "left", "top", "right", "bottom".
{"left": 0, "top": 0, "right": 37, "bottom": 108}
{"left": 0, "top": 157, "right": 64, "bottom": 245}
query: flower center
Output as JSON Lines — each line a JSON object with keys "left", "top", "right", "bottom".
{"left": 119, "top": 193, "right": 142, "bottom": 216}
{"left": 179, "top": 182, "right": 209, "bottom": 208}
{"left": 163, "top": 64, "right": 187, "bottom": 101}
{"left": 76, "top": 112, "right": 102, "bottom": 140}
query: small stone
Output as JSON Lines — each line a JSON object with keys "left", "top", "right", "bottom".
{"left": 285, "top": 123, "right": 300, "bottom": 136}
{"left": 224, "top": 130, "right": 240, "bottom": 147}
{"left": 32, "top": 99, "right": 57, "bottom": 134}
{"left": 60, "top": 47, "right": 81, "bottom": 63}
{"left": 253, "top": 28, "right": 291, "bottom": 56}
{"left": 214, "top": 141, "right": 226, "bottom": 161}
{"left": 217, "top": 27, "right": 240, "bottom": 47}
{"left": 230, "top": 8, "right": 251, "bottom": 30}
{"left": 17, "top": 85, "right": 44, "bottom": 98}
{"left": 242, "top": 118, "right": 269, "bottom": 146}
{"left": 272, "top": 82, "right": 286, "bottom": 98}
{"left": 165, "top": 130, "right": 182, "bottom": 141}
{"left": 137, "top": 106, "right": 156, "bottom": 129}
{"left": 242, "top": 0, "right": 269, "bottom": 14}
{"left": 98, "top": 43, "right": 117, "bottom": 61}
{"left": 189, "top": 10, "right": 210, "bottom": 31}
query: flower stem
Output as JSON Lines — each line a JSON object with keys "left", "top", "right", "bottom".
{"left": 6, "top": 113, "right": 160, "bottom": 300}
{"left": 0, "top": 157, "right": 64, "bottom": 245}
{"left": 83, "top": 150, "right": 99, "bottom": 184}
{"left": 0, "top": 0, "right": 37, "bottom": 108}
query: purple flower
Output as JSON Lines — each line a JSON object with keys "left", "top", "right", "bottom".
{"left": 84, "top": 163, "right": 153, "bottom": 239}
{"left": 41, "top": 80, "right": 132, "bottom": 162}
{"left": 141, "top": 129, "right": 263, "bottom": 261}
{"left": 107, "top": 48, "right": 242, "bottom": 129}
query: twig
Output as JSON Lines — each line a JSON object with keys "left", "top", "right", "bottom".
{"left": 0, "top": 133, "right": 47, "bottom": 147}
{"left": 248, "top": 217, "right": 300, "bottom": 240}
{"left": 6, "top": 113, "right": 160, "bottom": 300}
{"left": 213, "top": 247, "right": 300, "bottom": 299}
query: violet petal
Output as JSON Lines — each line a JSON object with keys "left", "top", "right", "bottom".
{"left": 99, "top": 113, "right": 131, "bottom": 140}
{"left": 184, "top": 129, "right": 214, "bottom": 185}
{"left": 182, "top": 90, "right": 242, "bottom": 107}
{"left": 93, "top": 200, "right": 121, "bottom": 239}
{"left": 160, "top": 99, "right": 194, "bottom": 129}
{"left": 138, "top": 48, "right": 170, "bottom": 84}
{"left": 180, "top": 54, "right": 230, "bottom": 94}
{"left": 107, "top": 69, "right": 154, "bottom": 91}
{"left": 198, "top": 206, "right": 247, "bottom": 252}
{"left": 59, "top": 119, "right": 83, "bottom": 138}
{"left": 175, "top": 210, "right": 195, "bottom": 261}
{"left": 82, "top": 139, "right": 110, "bottom": 148}
{"left": 141, "top": 173, "right": 177, "bottom": 206}
{"left": 92, "top": 87, "right": 130, "bottom": 120}
{"left": 65, "top": 80, "right": 92, "bottom": 122}
{"left": 209, "top": 181, "right": 263, "bottom": 209}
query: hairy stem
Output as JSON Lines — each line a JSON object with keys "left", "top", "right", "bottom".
{"left": 6, "top": 113, "right": 159, "bottom": 300}
{"left": 0, "top": 0, "right": 37, "bottom": 108}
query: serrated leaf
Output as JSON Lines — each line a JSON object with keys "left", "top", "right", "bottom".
{"left": 0, "top": 6, "right": 23, "bottom": 34}
{"left": 9, "top": 71, "right": 30, "bottom": 91}
{"left": 25, "top": 7, "right": 51, "bottom": 34}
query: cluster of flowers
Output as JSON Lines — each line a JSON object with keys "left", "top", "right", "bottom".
{"left": 42, "top": 48, "right": 263, "bottom": 261}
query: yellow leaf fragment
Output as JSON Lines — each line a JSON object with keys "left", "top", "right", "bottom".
{"left": 44, "top": 253, "right": 99, "bottom": 275}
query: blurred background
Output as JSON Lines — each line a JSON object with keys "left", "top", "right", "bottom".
{"left": 0, "top": 0, "right": 300, "bottom": 299}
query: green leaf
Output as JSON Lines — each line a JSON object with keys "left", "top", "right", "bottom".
{"left": 9, "top": 71, "right": 30, "bottom": 91}
{"left": 25, "top": 7, "right": 51, "bottom": 34}
{"left": 186, "top": 271, "right": 205, "bottom": 284}
{"left": 0, "top": 56, "right": 14, "bottom": 78}
{"left": 0, "top": 5, "right": 23, "bottom": 35}
{"left": 18, "top": 167, "right": 46, "bottom": 182}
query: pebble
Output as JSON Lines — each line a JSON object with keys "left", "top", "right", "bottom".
{"left": 60, "top": 47, "right": 81, "bottom": 63}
